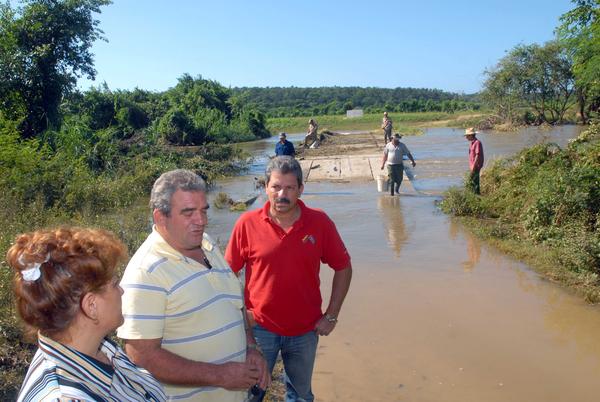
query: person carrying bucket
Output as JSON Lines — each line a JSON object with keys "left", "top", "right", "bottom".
{"left": 380, "top": 133, "right": 416, "bottom": 196}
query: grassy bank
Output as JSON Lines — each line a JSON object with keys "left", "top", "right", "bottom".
{"left": 267, "top": 111, "right": 487, "bottom": 134}
{"left": 439, "top": 124, "right": 600, "bottom": 302}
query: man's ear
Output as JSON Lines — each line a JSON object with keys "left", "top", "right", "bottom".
{"left": 299, "top": 183, "right": 304, "bottom": 197}
{"left": 153, "top": 209, "right": 165, "bottom": 227}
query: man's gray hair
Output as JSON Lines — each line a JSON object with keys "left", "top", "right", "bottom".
{"left": 265, "top": 156, "right": 303, "bottom": 187}
{"left": 150, "top": 169, "right": 206, "bottom": 216}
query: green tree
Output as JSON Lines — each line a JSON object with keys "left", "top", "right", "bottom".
{"left": 482, "top": 41, "right": 575, "bottom": 124}
{"left": 0, "top": 0, "right": 110, "bottom": 138}
{"left": 557, "top": 0, "right": 600, "bottom": 122}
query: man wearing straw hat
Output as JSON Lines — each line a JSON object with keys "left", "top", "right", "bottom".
{"left": 464, "top": 127, "right": 484, "bottom": 195}
{"left": 380, "top": 133, "right": 416, "bottom": 196}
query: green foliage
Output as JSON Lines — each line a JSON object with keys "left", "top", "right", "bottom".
{"left": 438, "top": 186, "right": 490, "bottom": 218}
{"left": 557, "top": 0, "right": 600, "bottom": 122}
{"left": 158, "top": 108, "right": 200, "bottom": 145}
{"left": 233, "top": 86, "right": 480, "bottom": 118}
{"left": 482, "top": 41, "right": 576, "bottom": 124}
{"left": 441, "top": 124, "right": 600, "bottom": 283}
{"left": 0, "top": 0, "right": 111, "bottom": 137}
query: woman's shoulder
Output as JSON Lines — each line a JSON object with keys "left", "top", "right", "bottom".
{"left": 18, "top": 356, "right": 93, "bottom": 402}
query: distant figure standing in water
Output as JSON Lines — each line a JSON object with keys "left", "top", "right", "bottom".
{"left": 275, "top": 132, "right": 295, "bottom": 157}
{"left": 464, "top": 127, "right": 484, "bottom": 195}
{"left": 304, "top": 119, "right": 319, "bottom": 148}
{"left": 381, "top": 133, "right": 416, "bottom": 196}
{"left": 381, "top": 111, "right": 393, "bottom": 143}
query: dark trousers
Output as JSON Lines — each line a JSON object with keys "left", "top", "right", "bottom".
{"left": 468, "top": 169, "right": 480, "bottom": 195}
{"left": 388, "top": 164, "right": 404, "bottom": 195}
{"left": 383, "top": 129, "right": 392, "bottom": 143}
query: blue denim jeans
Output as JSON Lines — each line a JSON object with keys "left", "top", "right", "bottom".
{"left": 253, "top": 324, "right": 319, "bottom": 402}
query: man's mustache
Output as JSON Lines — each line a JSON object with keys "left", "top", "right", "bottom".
{"left": 275, "top": 197, "right": 290, "bottom": 204}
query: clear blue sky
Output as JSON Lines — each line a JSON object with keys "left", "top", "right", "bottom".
{"left": 79, "top": 0, "right": 575, "bottom": 94}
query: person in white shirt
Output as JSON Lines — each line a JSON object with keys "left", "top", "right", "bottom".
{"left": 380, "top": 133, "right": 416, "bottom": 196}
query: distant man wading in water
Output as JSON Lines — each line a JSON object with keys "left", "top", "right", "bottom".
{"left": 381, "top": 133, "right": 416, "bottom": 196}
{"left": 464, "top": 127, "right": 484, "bottom": 195}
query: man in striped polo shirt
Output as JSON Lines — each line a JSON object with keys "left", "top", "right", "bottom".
{"left": 118, "top": 169, "right": 269, "bottom": 401}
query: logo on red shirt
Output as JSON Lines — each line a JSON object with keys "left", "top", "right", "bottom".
{"left": 302, "top": 234, "right": 316, "bottom": 245}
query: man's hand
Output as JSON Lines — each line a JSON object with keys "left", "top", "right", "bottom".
{"left": 246, "top": 348, "right": 271, "bottom": 390}
{"left": 380, "top": 165, "right": 384, "bottom": 170}
{"left": 315, "top": 316, "right": 337, "bottom": 336}
{"left": 218, "top": 361, "right": 261, "bottom": 390}
{"left": 411, "top": 161, "right": 416, "bottom": 167}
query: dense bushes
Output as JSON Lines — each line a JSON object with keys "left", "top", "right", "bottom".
{"left": 440, "top": 124, "right": 600, "bottom": 298}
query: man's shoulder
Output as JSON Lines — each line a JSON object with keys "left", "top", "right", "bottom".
{"left": 124, "top": 235, "right": 174, "bottom": 278}
{"left": 301, "top": 203, "right": 333, "bottom": 222}
{"left": 234, "top": 206, "right": 264, "bottom": 226}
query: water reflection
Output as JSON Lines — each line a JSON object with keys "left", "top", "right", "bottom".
{"left": 376, "top": 195, "right": 407, "bottom": 257}
{"left": 449, "top": 219, "right": 482, "bottom": 272}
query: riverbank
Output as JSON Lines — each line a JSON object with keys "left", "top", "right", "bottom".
{"left": 440, "top": 124, "right": 600, "bottom": 302}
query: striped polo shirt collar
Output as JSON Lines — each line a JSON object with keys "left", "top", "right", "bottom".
{"left": 149, "top": 227, "right": 217, "bottom": 270}
{"left": 37, "top": 333, "right": 114, "bottom": 392}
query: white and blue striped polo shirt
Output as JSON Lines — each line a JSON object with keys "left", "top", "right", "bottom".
{"left": 117, "top": 229, "right": 247, "bottom": 402}
{"left": 17, "top": 334, "right": 166, "bottom": 401}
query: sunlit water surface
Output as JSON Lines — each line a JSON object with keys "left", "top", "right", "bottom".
{"left": 207, "top": 126, "right": 600, "bottom": 402}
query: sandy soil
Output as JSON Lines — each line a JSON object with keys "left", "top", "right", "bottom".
{"left": 295, "top": 131, "right": 383, "bottom": 159}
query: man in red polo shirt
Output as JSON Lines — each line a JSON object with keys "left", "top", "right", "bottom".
{"left": 225, "top": 156, "right": 352, "bottom": 402}
{"left": 464, "top": 127, "right": 484, "bottom": 195}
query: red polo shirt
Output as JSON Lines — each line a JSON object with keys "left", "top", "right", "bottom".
{"left": 469, "top": 138, "right": 484, "bottom": 171}
{"left": 225, "top": 200, "right": 351, "bottom": 336}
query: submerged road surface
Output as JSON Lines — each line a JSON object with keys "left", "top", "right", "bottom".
{"left": 209, "top": 126, "right": 600, "bottom": 402}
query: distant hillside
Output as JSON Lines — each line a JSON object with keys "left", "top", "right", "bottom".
{"left": 232, "top": 86, "right": 480, "bottom": 117}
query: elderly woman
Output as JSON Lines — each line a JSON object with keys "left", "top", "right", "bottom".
{"left": 7, "top": 227, "right": 166, "bottom": 401}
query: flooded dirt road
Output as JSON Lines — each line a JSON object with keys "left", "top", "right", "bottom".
{"left": 209, "top": 126, "right": 600, "bottom": 402}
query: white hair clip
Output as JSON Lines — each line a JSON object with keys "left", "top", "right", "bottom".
{"left": 18, "top": 253, "right": 50, "bottom": 282}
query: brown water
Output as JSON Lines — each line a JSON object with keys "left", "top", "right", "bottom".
{"left": 209, "top": 126, "right": 600, "bottom": 402}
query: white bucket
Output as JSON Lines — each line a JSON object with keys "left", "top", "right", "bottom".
{"left": 376, "top": 175, "right": 389, "bottom": 192}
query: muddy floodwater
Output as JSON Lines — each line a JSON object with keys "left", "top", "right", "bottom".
{"left": 208, "top": 126, "right": 600, "bottom": 402}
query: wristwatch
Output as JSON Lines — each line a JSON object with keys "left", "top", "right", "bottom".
{"left": 324, "top": 314, "right": 338, "bottom": 324}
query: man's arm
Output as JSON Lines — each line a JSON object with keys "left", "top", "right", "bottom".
{"left": 407, "top": 151, "right": 416, "bottom": 167}
{"left": 474, "top": 141, "right": 483, "bottom": 170}
{"left": 124, "top": 339, "right": 260, "bottom": 390}
{"left": 242, "top": 307, "right": 271, "bottom": 390}
{"left": 314, "top": 265, "right": 352, "bottom": 336}
{"left": 381, "top": 149, "right": 388, "bottom": 169}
